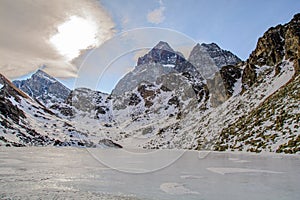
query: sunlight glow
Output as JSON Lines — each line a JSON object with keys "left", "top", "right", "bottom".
{"left": 50, "top": 16, "right": 98, "bottom": 61}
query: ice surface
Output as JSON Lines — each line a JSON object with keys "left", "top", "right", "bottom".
{"left": 180, "top": 175, "right": 203, "bottom": 179}
{"left": 206, "top": 167, "right": 283, "bottom": 175}
{"left": 0, "top": 148, "right": 300, "bottom": 200}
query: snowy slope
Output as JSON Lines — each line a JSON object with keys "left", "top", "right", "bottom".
{"left": 0, "top": 75, "right": 121, "bottom": 148}
{"left": 215, "top": 63, "right": 299, "bottom": 153}
{"left": 139, "top": 61, "right": 296, "bottom": 152}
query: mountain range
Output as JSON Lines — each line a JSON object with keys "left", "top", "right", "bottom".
{"left": 0, "top": 14, "right": 299, "bottom": 153}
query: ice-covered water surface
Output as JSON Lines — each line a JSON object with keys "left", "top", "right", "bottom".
{"left": 0, "top": 147, "right": 299, "bottom": 200}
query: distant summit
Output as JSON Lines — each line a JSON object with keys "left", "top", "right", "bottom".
{"left": 113, "top": 41, "right": 241, "bottom": 95}
{"left": 137, "top": 41, "right": 185, "bottom": 66}
{"left": 13, "top": 69, "right": 70, "bottom": 106}
{"left": 188, "top": 43, "right": 241, "bottom": 79}
{"left": 200, "top": 43, "right": 241, "bottom": 68}
{"left": 114, "top": 41, "right": 196, "bottom": 95}
{"left": 152, "top": 41, "right": 174, "bottom": 51}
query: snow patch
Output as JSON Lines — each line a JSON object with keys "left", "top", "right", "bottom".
{"left": 255, "top": 65, "right": 272, "bottom": 75}
{"left": 163, "top": 64, "right": 175, "bottom": 68}
{"left": 160, "top": 182, "right": 199, "bottom": 195}
{"left": 232, "top": 77, "right": 242, "bottom": 96}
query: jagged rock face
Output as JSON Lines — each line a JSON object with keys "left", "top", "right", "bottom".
{"left": 0, "top": 94, "right": 25, "bottom": 124}
{"left": 200, "top": 43, "right": 241, "bottom": 68}
{"left": 284, "top": 13, "right": 300, "bottom": 73}
{"left": 64, "top": 88, "right": 112, "bottom": 120}
{"left": 112, "top": 63, "right": 176, "bottom": 95}
{"left": 242, "top": 14, "right": 300, "bottom": 93}
{"left": 219, "top": 65, "right": 242, "bottom": 97}
{"left": 13, "top": 70, "right": 71, "bottom": 106}
{"left": 241, "top": 63, "right": 257, "bottom": 92}
{"left": 206, "top": 73, "right": 228, "bottom": 107}
{"left": 206, "top": 65, "right": 242, "bottom": 107}
{"left": 50, "top": 87, "right": 114, "bottom": 121}
{"left": 128, "top": 93, "right": 141, "bottom": 106}
{"left": 113, "top": 41, "right": 202, "bottom": 96}
{"left": 188, "top": 44, "right": 218, "bottom": 79}
{"left": 189, "top": 43, "right": 241, "bottom": 79}
{"left": 49, "top": 104, "right": 74, "bottom": 117}
{"left": 156, "top": 73, "right": 205, "bottom": 103}
{"left": 249, "top": 25, "right": 285, "bottom": 67}
{"left": 174, "top": 59, "right": 203, "bottom": 80}
{"left": 114, "top": 82, "right": 161, "bottom": 110}
{"left": 112, "top": 81, "right": 183, "bottom": 123}
{"left": 137, "top": 84, "right": 156, "bottom": 108}
{"left": 249, "top": 14, "right": 300, "bottom": 70}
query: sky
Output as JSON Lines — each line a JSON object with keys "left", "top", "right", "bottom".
{"left": 0, "top": 0, "right": 299, "bottom": 93}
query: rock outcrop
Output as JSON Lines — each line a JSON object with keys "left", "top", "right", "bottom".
{"left": 243, "top": 13, "right": 300, "bottom": 91}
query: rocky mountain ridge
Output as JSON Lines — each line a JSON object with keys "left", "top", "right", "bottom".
{"left": 242, "top": 13, "right": 300, "bottom": 92}
{"left": 113, "top": 41, "right": 240, "bottom": 96}
{"left": 188, "top": 43, "right": 241, "bottom": 79}
{"left": 1, "top": 14, "right": 299, "bottom": 153}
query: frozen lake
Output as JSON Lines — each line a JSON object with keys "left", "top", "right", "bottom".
{"left": 0, "top": 147, "right": 300, "bottom": 200}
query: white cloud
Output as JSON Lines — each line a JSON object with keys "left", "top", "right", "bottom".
{"left": 0, "top": 0, "right": 115, "bottom": 79}
{"left": 147, "top": 1, "right": 166, "bottom": 24}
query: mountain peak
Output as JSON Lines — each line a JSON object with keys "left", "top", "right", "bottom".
{"left": 189, "top": 42, "right": 241, "bottom": 69}
{"left": 137, "top": 41, "right": 180, "bottom": 66}
{"left": 33, "top": 69, "right": 57, "bottom": 82}
{"left": 194, "top": 43, "right": 201, "bottom": 47}
{"left": 190, "top": 43, "right": 222, "bottom": 53}
{"left": 35, "top": 69, "right": 47, "bottom": 75}
{"left": 201, "top": 42, "right": 220, "bottom": 49}
{"left": 153, "top": 41, "right": 174, "bottom": 51}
